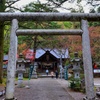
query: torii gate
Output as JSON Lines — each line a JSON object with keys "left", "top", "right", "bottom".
{"left": 0, "top": 13, "right": 100, "bottom": 100}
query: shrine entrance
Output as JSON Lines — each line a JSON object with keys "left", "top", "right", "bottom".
{"left": 0, "top": 13, "right": 100, "bottom": 100}
{"left": 36, "top": 50, "right": 58, "bottom": 73}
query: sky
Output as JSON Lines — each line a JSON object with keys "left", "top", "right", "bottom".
{"left": 13, "top": 0, "right": 47, "bottom": 8}
{"left": 13, "top": 0, "right": 99, "bottom": 13}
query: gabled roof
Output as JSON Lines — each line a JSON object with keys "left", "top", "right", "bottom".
{"left": 35, "top": 49, "right": 45, "bottom": 58}
{"left": 50, "top": 49, "right": 69, "bottom": 59}
{"left": 3, "top": 48, "right": 69, "bottom": 61}
{"left": 35, "top": 48, "right": 69, "bottom": 59}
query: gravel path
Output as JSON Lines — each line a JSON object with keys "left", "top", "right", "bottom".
{"left": 1, "top": 78, "right": 75, "bottom": 100}
{"left": 1, "top": 78, "right": 100, "bottom": 100}
{"left": 14, "top": 78, "right": 74, "bottom": 100}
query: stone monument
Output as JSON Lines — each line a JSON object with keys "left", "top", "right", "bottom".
{"left": 16, "top": 53, "right": 26, "bottom": 87}
{"left": 71, "top": 52, "right": 81, "bottom": 79}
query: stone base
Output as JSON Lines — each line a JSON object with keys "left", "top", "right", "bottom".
{"left": 31, "top": 72, "right": 38, "bottom": 79}
{"left": 17, "top": 84, "right": 25, "bottom": 88}
{"left": 83, "top": 96, "right": 98, "bottom": 100}
{"left": 2, "top": 97, "right": 17, "bottom": 100}
{"left": 25, "top": 85, "right": 30, "bottom": 89}
{"left": 83, "top": 97, "right": 87, "bottom": 100}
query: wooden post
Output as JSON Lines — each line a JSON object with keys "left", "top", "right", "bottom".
{"left": 81, "top": 20, "right": 95, "bottom": 100}
{"left": 5, "top": 19, "right": 18, "bottom": 100}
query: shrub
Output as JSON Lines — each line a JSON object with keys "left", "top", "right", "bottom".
{"left": 69, "top": 78, "right": 81, "bottom": 92}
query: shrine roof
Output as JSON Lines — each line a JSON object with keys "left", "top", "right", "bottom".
{"left": 35, "top": 48, "right": 69, "bottom": 59}
{"left": 3, "top": 48, "right": 69, "bottom": 61}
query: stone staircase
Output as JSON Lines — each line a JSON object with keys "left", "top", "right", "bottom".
{"left": 38, "top": 73, "right": 55, "bottom": 78}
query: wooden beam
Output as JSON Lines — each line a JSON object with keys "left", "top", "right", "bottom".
{"left": 81, "top": 20, "right": 95, "bottom": 99}
{"left": 16, "top": 29, "right": 83, "bottom": 36}
{"left": 0, "top": 13, "right": 100, "bottom": 21}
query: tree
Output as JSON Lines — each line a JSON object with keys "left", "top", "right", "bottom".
{"left": 16, "top": 1, "right": 61, "bottom": 66}
{"left": 0, "top": 0, "right": 22, "bottom": 83}
{"left": 0, "top": 0, "right": 5, "bottom": 83}
{"left": 18, "top": 1, "right": 59, "bottom": 50}
{"left": 48, "top": 0, "right": 100, "bottom": 13}
{"left": 89, "top": 26, "right": 100, "bottom": 62}
{"left": 3, "top": 25, "right": 11, "bottom": 54}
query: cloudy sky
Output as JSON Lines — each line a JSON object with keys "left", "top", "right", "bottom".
{"left": 13, "top": 0, "right": 96, "bottom": 13}
{"left": 13, "top": 0, "right": 47, "bottom": 8}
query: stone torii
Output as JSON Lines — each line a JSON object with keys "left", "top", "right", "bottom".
{"left": 0, "top": 12, "right": 100, "bottom": 100}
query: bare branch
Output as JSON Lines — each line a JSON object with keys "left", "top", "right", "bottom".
{"left": 6, "top": 6, "right": 24, "bottom": 12}
{"left": 6, "top": 0, "right": 21, "bottom": 6}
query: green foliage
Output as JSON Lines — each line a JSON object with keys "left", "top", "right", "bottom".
{"left": 63, "top": 22, "right": 73, "bottom": 28}
{"left": 17, "top": 1, "right": 62, "bottom": 52}
{"left": 89, "top": 9, "right": 100, "bottom": 27}
{"left": 46, "top": 21, "right": 61, "bottom": 29}
{"left": 89, "top": 22, "right": 100, "bottom": 27}
{"left": 0, "top": 0, "right": 5, "bottom": 11}
{"left": 69, "top": 78, "right": 81, "bottom": 91}
{"left": 0, "top": 78, "right": 7, "bottom": 86}
{"left": 65, "top": 59, "right": 70, "bottom": 66}
{"left": 3, "top": 25, "right": 11, "bottom": 54}
{"left": 48, "top": 0, "right": 100, "bottom": 13}
{"left": 18, "top": 21, "right": 62, "bottom": 51}
{"left": 24, "top": 1, "right": 57, "bottom": 12}
{"left": 69, "top": 72, "right": 85, "bottom": 92}
{"left": 0, "top": 0, "right": 5, "bottom": 84}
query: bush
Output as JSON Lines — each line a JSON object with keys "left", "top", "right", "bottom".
{"left": 69, "top": 78, "right": 81, "bottom": 92}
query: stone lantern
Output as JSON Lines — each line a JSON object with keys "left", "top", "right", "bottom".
{"left": 16, "top": 53, "right": 26, "bottom": 87}
{"left": 71, "top": 52, "right": 81, "bottom": 79}
{"left": 31, "top": 62, "right": 38, "bottom": 79}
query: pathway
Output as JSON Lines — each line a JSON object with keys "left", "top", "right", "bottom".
{"left": 14, "top": 78, "right": 74, "bottom": 100}
{"left": 0, "top": 78, "right": 75, "bottom": 100}
{"left": 1, "top": 78, "right": 100, "bottom": 100}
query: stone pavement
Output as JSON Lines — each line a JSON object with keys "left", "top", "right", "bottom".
{"left": 1, "top": 78, "right": 75, "bottom": 100}
{"left": 0, "top": 78, "right": 100, "bottom": 100}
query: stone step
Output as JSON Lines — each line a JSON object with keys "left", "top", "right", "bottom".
{"left": 38, "top": 74, "right": 56, "bottom": 78}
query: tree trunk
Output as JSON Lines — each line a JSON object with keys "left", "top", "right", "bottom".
{"left": 0, "top": 0, "right": 5, "bottom": 12}
{"left": 0, "top": 0, "right": 5, "bottom": 83}
{"left": 0, "top": 21, "right": 4, "bottom": 83}
{"left": 33, "top": 36, "right": 37, "bottom": 63}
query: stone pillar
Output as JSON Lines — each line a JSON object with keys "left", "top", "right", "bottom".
{"left": 5, "top": 19, "right": 18, "bottom": 100}
{"left": 18, "top": 73, "right": 24, "bottom": 87}
{"left": 81, "top": 20, "right": 95, "bottom": 100}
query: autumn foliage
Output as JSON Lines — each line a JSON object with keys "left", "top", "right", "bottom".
{"left": 89, "top": 26, "right": 100, "bottom": 62}
{"left": 22, "top": 49, "right": 35, "bottom": 61}
{"left": 17, "top": 26, "right": 100, "bottom": 63}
